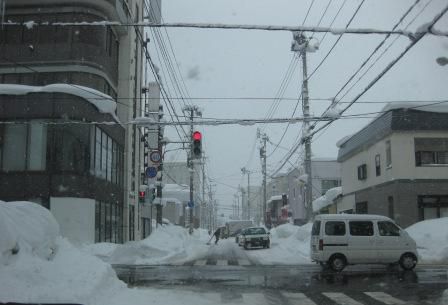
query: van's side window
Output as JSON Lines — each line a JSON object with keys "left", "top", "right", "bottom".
{"left": 349, "top": 221, "right": 374, "bottom": 236}
{"left": 378, "top": 221, "right": 400, "bottom": 236}
{"left": 325, "top": 221, "right": 346, "bottom": 236}
{"left": 312, "top": 221, "right": 321, "bottom": 236}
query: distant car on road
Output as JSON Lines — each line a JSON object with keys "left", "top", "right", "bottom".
{"left": 240, "top": 227, "right": 270, "bottom": 250}
{"left": 235, "top": 228, "right": 248, "bottom": 245}
{"left": 310, "top": 214, "right": 418, "bottom": 272}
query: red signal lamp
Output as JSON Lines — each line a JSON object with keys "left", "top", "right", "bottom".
{"left": 192, "top": 131, "right": 202, "bottom": 141}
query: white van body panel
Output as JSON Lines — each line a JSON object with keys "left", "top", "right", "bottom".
{"left": 310, "top": 214, "right": 418, "bottom": 267}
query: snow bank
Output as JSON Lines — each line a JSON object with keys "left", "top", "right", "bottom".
{"left": 0, "top": 201, "right": 127, "bottom": 304}
{"left": 0, "top": 84, "right": 119, "bottom": 122}
{"left": 0, "top": 201, "right": 59, "bottom": 262}
{"left": 406, "top": 217, "right": 448, "bottom": 264}
{"left": 245, "top": 223, "right": 312, "bottom": 265}
{"left": 85, "top": 225, "right": 210, "bottom": 265}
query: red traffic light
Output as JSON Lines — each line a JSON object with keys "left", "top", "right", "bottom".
{"left": 192, "top": 131, "right": 202, "bottom": 141}
{"left": 138, "top": 191, "right": 145, "bottom": 198}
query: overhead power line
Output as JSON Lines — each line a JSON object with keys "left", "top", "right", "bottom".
{"left": 307, "top": 5, "right": 448, "bottom": 138}
{"left": 4, "top": 22, "right": 447, "bottom": 38}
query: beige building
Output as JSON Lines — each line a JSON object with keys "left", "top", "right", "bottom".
{"left": 337, "top": 105, "right": 448, "bottom": 227}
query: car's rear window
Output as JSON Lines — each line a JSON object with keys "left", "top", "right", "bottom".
{"left": 246, "top": 228, "right": 266, "bottom": 235}
{"left": 311, "top": 221, "right": 321, "bottom": 236}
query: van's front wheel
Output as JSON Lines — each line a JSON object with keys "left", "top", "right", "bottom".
{"left": 399, "top": 253, "right": 417, "bottom": 270}
{"left": 329, "top": 255, "right": 346, "bottom": 272}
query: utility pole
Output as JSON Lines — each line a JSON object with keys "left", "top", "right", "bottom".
{"left": 183, "top": 105, "right": 202, "bottom": 233}
{"left": 258, "top": 132, "right": 268, "bottom": 225}
{"left": 292, "top": 32, "right": 313, "bottom": 220}
{"left": 240, "top": 186, "right": 246, "bottom": 219}
{"left": 202, "top": 155, "right": 206, "bottom": 228}
{"left": 241, "top": 168, "right": 251, "bottom": 220}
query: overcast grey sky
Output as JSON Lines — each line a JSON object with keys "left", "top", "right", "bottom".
{"left": 149, "top": 0, "right": 448, "bottom": 216}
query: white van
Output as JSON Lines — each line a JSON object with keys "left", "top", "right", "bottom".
{"left": 310, "top": 214, "right": 418, "bottom": 271}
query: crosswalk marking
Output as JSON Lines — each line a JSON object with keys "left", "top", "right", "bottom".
{"left": 216, "top": 259, "right": 228, "bottom": 266}
{"left": 194, "top": 259, "right": 207, "bottom": 266}
{"left": 238, "top": 259, "right": 251, "bottom": 266}
{"left": 282, "top": 292, "right": 317, "bottom": 305}
{"left": 323, "top": 292, "right": 364, "bottom": 305}
{"left": 364, "top": 292, "right": 406, "bottom": 305}
{"left": 242, "top": 293, "right": 270, "bottom": 305}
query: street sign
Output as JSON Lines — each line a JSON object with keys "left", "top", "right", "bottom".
{"left": 149, "top": 150, "right": 162, "bottom": 163}
{"left": 145, "top": 166, "right": 158, "bottom": 178}
{"left": 187, "top": 201, "right": 194, "bottom": 208}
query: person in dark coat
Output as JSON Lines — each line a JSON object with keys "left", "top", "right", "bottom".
{"left": 213, "top": 228, "right": 221, "bottom": 244}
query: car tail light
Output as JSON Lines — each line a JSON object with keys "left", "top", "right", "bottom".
{"left": 319, "top": 239, "right": 323, "bottom": 251}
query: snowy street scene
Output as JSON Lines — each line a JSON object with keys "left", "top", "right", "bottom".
{"left": 1, "top": 0, "right": 448, "bottom": 304}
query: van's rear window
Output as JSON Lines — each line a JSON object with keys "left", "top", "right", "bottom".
{"left": 311, "top": 221, "right": 321, "bottom": 236}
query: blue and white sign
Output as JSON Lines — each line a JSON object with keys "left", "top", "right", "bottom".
{"left": 145, "top": 166, "right": 158, "bottom": 178}
{"left": 187, "top": 201, "right": 194, "bottom": 208}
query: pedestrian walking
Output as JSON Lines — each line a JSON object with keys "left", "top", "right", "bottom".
{"left": 213, "top": 228, "right": 221, "bottom": 245}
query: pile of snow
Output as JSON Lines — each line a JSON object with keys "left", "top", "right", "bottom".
{"left": 84, "top": 225, "right": 210, "bottom": 265}
{"left": 0, "top": 201, "right": 59, "bottom": 262}
{"left": 406, "top": 217, "right": 448, "bottom": 264}
{"left": 0, "top": 201, "right": 125, "bottom": 303}
{"left": 245, "top": 223, "right": 312, "bottom": 265}
{"left": 0, "top": 200, "right": 220, "bottom": 305}
{"left": 312, "top": 186, "right": 342, "bottom": 213}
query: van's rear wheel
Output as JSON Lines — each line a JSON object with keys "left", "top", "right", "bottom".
{"left": 399, "top": 253, "right": 417, "bottom": 270}
{"left": 329, "top": 255, "right": 346, "bottom": 272}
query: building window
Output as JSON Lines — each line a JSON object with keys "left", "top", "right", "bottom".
{"left": 129, "top": 205, "right": 135, "bottom": 241}
{"left": 95, "top": 201, "right": 101, "bottom": 243}
{"left": 418, "top": 195, "right": 448, "bottom": 221}
{"left": 95, "top": 200, "right": 123, "bottom": 243}
{"left": 375, "top": 154, "right": 381, "bottom": 176}
{"left": 92, "top": 126, "right": 123, "bottom": 184}
{"left": 321, "top": 179, "right": 341, "bottom": 195}
{"left": 53, "top": 124, "right": 89, "bottom": 173}
{"left": 388, "top": 196, "right": 394, "bottom": 219}
{"left": 386, "top": 140, "right": 392, "bottom": 167}
{"left": 356, "top": 201, "right": 368, "bottom": 214}
{"left": 357, "top": 164, "right": 367, "bottom": 180}
{"left": 1, "top": 122, "right": 47, "bottom": 171}
{"left": 349, "top": 221, "right": 374, "bottom": 236}
{"left": 416, "top": 151, "right": 448, "bottom": 166}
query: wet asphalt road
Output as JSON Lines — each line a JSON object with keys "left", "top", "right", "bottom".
{"left": 113, "top": 263, "right": 448, "bottom": 305}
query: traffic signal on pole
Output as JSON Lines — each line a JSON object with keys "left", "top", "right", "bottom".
{"left": 138, "top": 191, "right": 145, "bottom": 204}
{"left": 192, "top": 131, "right": 202, "bottom": 159}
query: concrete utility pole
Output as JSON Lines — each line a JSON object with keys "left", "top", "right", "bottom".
{"left": 292, "top": 32, "right": 313, "bottom": 221}
{"left": 258, "top": 133, "right": 268, "bottom": 225}
{"left": 183, "top": 105, "right": 202, "bottom": 233}
{"left": 201, "top": 155, "right": 206, "bottom": 228}
{"left": 241, "top": 168, "right": 251, "bottom": 220}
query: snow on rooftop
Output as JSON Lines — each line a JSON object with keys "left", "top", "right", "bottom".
{"left": 336, "top": 134, "right": 353, "bottom": 148}
{"left": 268, "top": 195, "right": 283, "bottom": 202}
{"left": 0, "top": 84, "right": 120, "bottom": 123}
{"left": 381, "top": 101, "right": 448, "bottom": 114}
{"left": 152, "top": 197, "right": 182, "bottom": 206}
{"left": 312, "top": 187, "right": 342, "bottom": 213}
